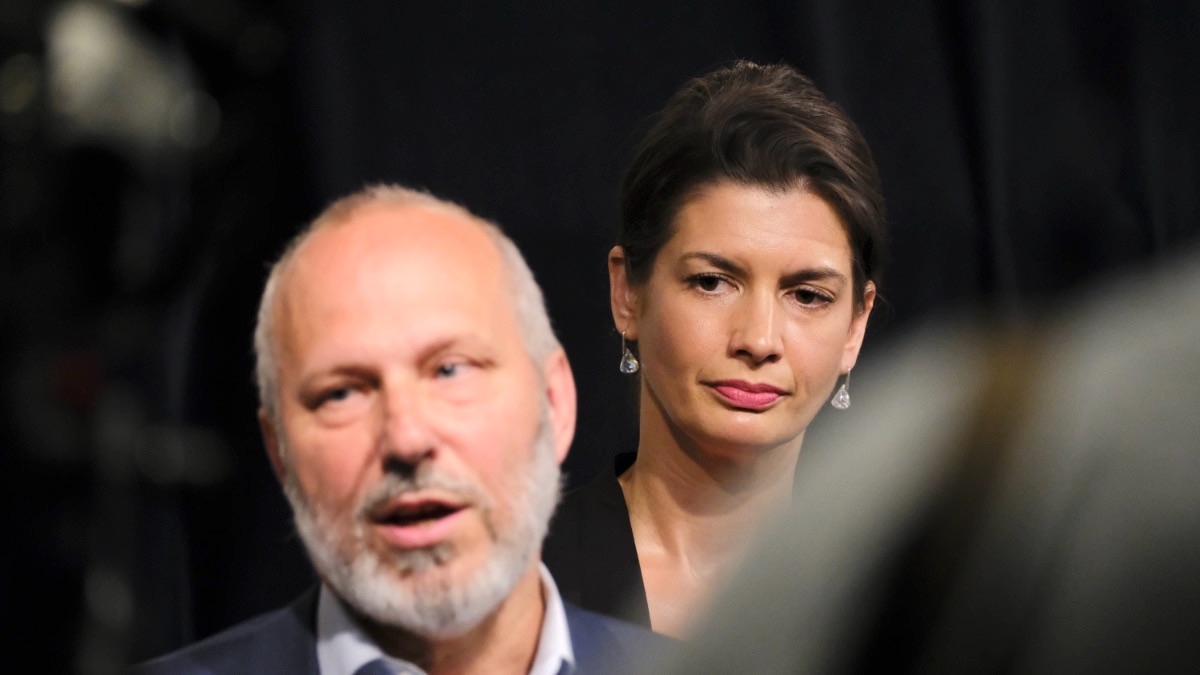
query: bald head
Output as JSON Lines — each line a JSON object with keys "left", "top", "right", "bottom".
{"left": 253, "top": 185, "right": 560, "bottom": 426}
{"left": 250, "top": 186, "right": 579, "bottom": 645}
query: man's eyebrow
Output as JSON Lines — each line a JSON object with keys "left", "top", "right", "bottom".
{"left": 680, "top": 252, "right": 848, "bottom": 287}
{"left": 415, "top": 336, "right": 460, "bottom": 361}
{"left": 298, "top": 363, "right": 377, "bottom": 383}
{"left": 415, "top": 334, "right": 500, "bottom": 365}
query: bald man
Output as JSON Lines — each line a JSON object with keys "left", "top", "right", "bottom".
{"left": 137, "top": 185, "right": 670, "bottom": 674}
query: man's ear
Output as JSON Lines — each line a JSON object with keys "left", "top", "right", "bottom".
{"left": 258, "top": 408, "right": 287, "bottom": 485}
{"left": 542, "top": 348, "right": 577, "bottom": 465}
{"left": 608, "top": 246, "right": 639, "bottom": 339}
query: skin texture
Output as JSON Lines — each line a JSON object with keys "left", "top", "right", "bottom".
{"left": 608, "top": 181, "right": 874, "bottom": 636}
{"left": 260, "top": 202, "right": 577, "bottom": 673}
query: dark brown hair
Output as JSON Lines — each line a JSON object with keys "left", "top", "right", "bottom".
{"left": 618, "top": 60, "right": 886, "bottom": 310}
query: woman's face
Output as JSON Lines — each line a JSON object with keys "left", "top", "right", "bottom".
{"left": 610, "top": 181, "right": 874, "bottom": 457}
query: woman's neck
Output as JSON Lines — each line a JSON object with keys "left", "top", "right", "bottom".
{"left": 619, "top": 396, "right": 804, "bottom": 636}
{"left": 621, "top": 428, "right": 799, "bottom": 559}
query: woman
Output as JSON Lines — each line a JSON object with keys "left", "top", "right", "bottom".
{"left": 543, "top": 60, "right": 886, "bottom": 636}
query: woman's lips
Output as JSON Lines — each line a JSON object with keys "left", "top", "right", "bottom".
{"left": 709, "top": 380, "right": 787, "bottom": 410}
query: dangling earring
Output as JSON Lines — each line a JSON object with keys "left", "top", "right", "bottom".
{"left": 830, "top": 370, "right": 851, "bottom": 410}
{"left": 619, "top": 331, "right": 640, "bottom": 374}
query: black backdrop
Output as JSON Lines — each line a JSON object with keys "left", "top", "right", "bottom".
{"left": 2, "top": 1, "right": 1197, "bottom": 671}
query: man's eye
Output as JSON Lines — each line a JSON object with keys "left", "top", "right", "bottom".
{"left": 310, "top": 386, "right": 358, "bottom": 410}
{"left": 436, "top": 362, "right": 469, "bottom": 378}
{"left": 322, "top": 387, "right": 353, "bottom": 403}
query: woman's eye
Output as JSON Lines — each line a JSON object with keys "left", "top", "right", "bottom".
{"left": 793, "top": 288, "right": 833, "bottom": 306}
{"left": 689, "top": 274, "right": 727, "bottom": 292}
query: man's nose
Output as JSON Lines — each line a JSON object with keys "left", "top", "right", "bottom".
{"left": 729, "top": 291, "right": 784, "bottom": 365}
{"left": 378, "top": 385, "right": 435, "bottom": 464}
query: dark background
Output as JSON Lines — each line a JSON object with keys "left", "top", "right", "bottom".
{"left": 2, "top": 1, "right": 1197, "bottom": 672}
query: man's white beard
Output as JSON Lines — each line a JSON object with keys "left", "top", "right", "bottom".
{"left": 282, "top": 406, "right": 561, "bottom": 639}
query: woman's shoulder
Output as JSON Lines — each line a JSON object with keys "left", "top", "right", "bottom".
{"left": 552, "top": 452, "right": 635, "bottom": 537}
{"left": 545, "top": 452, "right": 651, "bottom": 627}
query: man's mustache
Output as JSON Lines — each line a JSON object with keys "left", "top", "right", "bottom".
{"left": 358, "top": 464, "right": 493, "bottom": 516}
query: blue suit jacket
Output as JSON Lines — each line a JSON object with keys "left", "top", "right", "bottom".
{"left": 134, "top": 588, "right": 672, "bottom": 674}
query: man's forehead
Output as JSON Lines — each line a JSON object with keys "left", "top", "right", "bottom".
{"left": 311, "top": 201, "right": 494, "bottom": 259}
{"left": 272, "top": 201, "right": 516, "bottom": 348}
{"left": 282, "top": 203, "right": 498, "bottom": 292}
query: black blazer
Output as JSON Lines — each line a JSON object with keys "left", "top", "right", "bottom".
{"left": 543, "top": 453, "right": 651, "bottom": 628}
{"left": 133, "top": 584, "right": 671, "bottom": 674}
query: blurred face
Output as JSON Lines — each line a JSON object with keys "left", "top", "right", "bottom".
{"left": 611, "top": 181, "right": 874, "bottom": 458}
{"left": 263, "top": 203, "right": 573, "bottom": 638}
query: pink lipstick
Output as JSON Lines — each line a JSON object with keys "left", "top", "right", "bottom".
{"left": 709, "top": 380, "right": 786, "bottom": 410}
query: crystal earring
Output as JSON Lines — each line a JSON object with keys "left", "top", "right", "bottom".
{"left": 830, "top": 370, "right": 851, "bottom": 410}
{"left": 619, "top": 331, "right": 640, "bottom": 374}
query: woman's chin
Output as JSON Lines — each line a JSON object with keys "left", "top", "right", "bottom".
{"left": 684, "top": 426, "right": 806, "bottom": 464}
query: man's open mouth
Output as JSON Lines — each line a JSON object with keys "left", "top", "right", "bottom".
{"left": 374, "top": 499, "right": 464, "bottom": 527}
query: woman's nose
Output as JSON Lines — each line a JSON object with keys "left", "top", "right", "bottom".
{"left": 729, "top": 292, "right": 783, "bottom": 364}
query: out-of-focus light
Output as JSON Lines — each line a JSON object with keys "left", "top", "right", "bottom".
{"left": 45, "top": 0, "right": 219, "bottom": 160}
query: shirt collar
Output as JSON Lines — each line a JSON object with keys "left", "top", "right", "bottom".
{"left": 316, "top": 563, "right": 575, "bottom": 675}
{"left": 531, "top": 562, "right": 575, "bottom": 675}
{"left": 316, "top": 584, "right": 423, "bottom": 675}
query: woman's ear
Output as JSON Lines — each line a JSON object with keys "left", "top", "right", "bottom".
{"left": 608, "top": 246, "right": 639, "bottom": 339}
{"left": 842, "top": 281, "right": 876, "bottom": 372}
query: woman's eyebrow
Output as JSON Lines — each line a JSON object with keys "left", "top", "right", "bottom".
{"left": 681, "top": 252, "right": 847, "bottom": 287}
{"left": 779, "top": 267, "right": 848, "bottom": 288}
{"left": 679, "top": 251, "right": 746, "bottom": 275}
